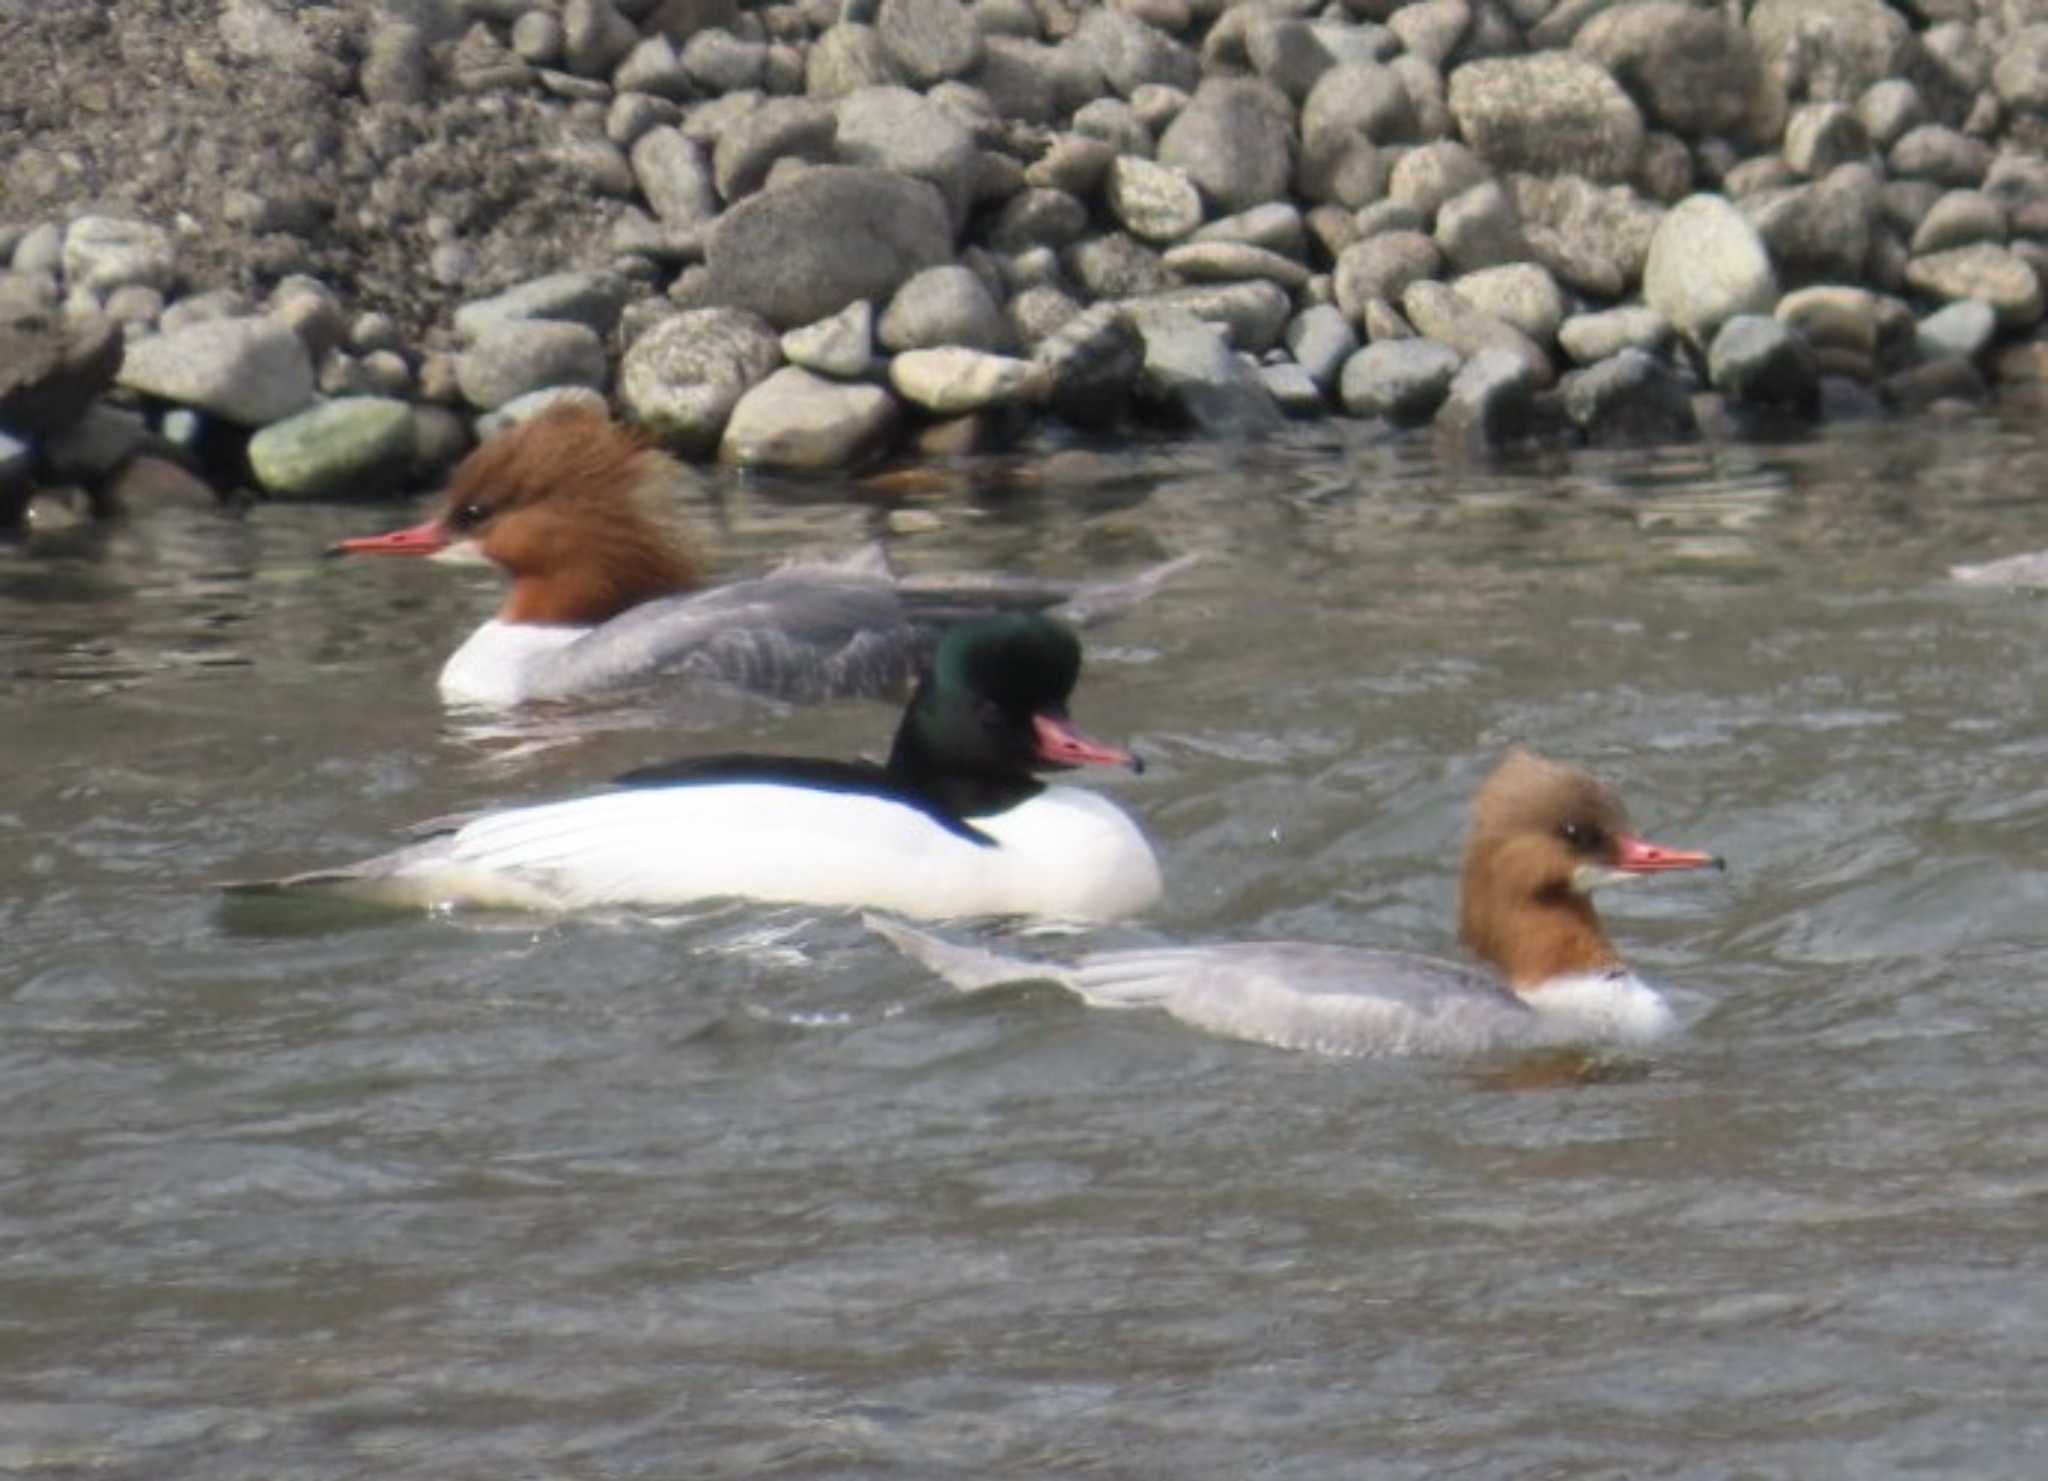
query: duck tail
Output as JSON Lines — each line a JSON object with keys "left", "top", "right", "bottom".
{"left": 862, "top": 913, "right": 1073, "bottom": 995}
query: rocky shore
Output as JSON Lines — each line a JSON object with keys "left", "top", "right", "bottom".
{"left": 6, "top": 0, "right": 2048, "bottom": 525}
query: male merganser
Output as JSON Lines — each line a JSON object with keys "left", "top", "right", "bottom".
{"left": 225, "top": 615, "right": 1162, "bottom": 921}
{"left": 333, "top": 405, "right": 1194, "bottom": 707}
{"left": 868, "top": 749, "right": 1722, "bottom": 1056}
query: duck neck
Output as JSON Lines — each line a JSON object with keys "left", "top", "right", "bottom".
{"left": 499, "top": 535, "right": 696, "bottom": 626}
{"left": 884, "top": 691, "right": 1043, "bottom": 821}
{"left": 1460, "top": 875, "right": 1624, "bottom": 994}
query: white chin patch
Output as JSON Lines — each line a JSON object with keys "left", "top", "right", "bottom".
{"left": 1571, "top": 863, "right": 1643, "bottom": 894}
{"left": 430, "top": 539, "right": 491, "bottom": 567}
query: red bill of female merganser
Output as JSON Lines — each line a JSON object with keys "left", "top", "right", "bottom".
{"left": 331, "top": 405, "right": 1194, "bottom": 708}
{"left": 224, "top": 615, "right": 1161, "bottom": 921}
{"left": 867, "top": 749, "right": 1722, "bottom": 1056}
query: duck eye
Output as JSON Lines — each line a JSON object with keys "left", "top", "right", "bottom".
{"left": 1558, "top": 820, "right": 1604, "bottom": 852}
{"left": 448, "top": 501, "right": 488, "bottom": 532}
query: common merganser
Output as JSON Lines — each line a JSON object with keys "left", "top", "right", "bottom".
{"left": 332, "top": 405, "right": 1194, "bottom": 708}
{"left": 868, "top": 749, "right": 1722, "bottom": 1056}
{"left": 225, "top": 614, "right": 1161, "bottom": 921}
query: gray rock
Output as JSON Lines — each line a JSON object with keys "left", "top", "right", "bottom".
{"left": 682, "top": 30, "right": 768, "bottom": 92}
{"left": 782, "top": 299, "right": 876, "bottom": 377}
{"left": 1707, "top": 314, "right": 1819, "bottom": 409}
{"left": 511, "top": 9, "right": 564, "bottom": 65}
{"left": 876, "top": 0, "right": 982, "bottom": 85}
{"left": 1858, "top": 79, "right": 1925, "bottom": 150}
{"left": 1642, "top": 194, "right": 1777, "bottom": 351}
{"left": 1241, "top": 15, "right": 1336, "bottom": 102}
{"left": 889, "top": 346, "right": 1048, "bottom": 412}
{"left": 1387, "top": 0, "right": 1470, "bottom": 68}
{"left": 477, "top": 387, "right": 611, "bottom": 443}
{"left": 454, "top": 271, "right": 632, "bottom": 343}
{"left": 833, "top": 85, "right": 979, "bottom": 232}
{"left": 247, "top": 397, "right": 418, "bottom": 498}
{"left": 1435, "top": 180, "right": 1526, "bottom": 275}
{"left": 12, "top": 224, "right": 63, "bottom": 276}
{"left": 1162, "top": 241, "right": 1311, "bottom": 291}
{"left": 1259, "top": 358, "right": 1326, "bottom": 415}
{"left": 1296, "top": 62, "right": 1413, "bottom": 208}
{"left": 1743, "top": 172, "right": 1874, "bottom": 286}
{"left": 1023, "top": 134, "right": 1117, "bottom": 197}
{"left": 42, "top": 401, "right": 150, "bottom": 483}
{"left": 1285, "top": 303, "right": 1359, "bottom": 388}
{"left": 616, "top": 36, "right": 693, "bottom": 97}
{"left": 1333, "top": 230, "right": 1442, "bottom": 324}
{"left": 1914, "top": 299, "right": 1997, "bottom": 362}
{"left": 1451, "top": 263, "right": 1565, "bottom": 346}
{"left": 704, "top": 167, "right": 953, "bottom": 329}
{"left": 1911, "top": 190, "right": 2007, "bottom": 256}
{"left": 1387, "top": 140, "right": 1489, "bottom": 222}
{"left": 1558, "top": 304, "right": 1673, "bottom": 366}
{"left": 718, "top": 364, "right": 900, "bottom": 469}
{"left": 1889, "top": 124, "right": 1994, "bottom": 187}
{"left": 1774, "top": 285, "right": 1880, "bottom": 359}
{"left": 1905, "top": 243, "right": 2044, "bottom": 329}
{"left": 968, "top": 37, "right": 1065, "bottom": 125}
{"left": 1070, "top": 98, "right": 1153, "bottom": 158}
{"left": 712, "top": 98, "right": 837, "bottom": 202}
{"left": 1401, "top": 280, "right": 1554, "bottom": 387}
{"left": 1065, "top": 232, "right": 1171, "bottom": 299}
{"left": 563, "top": 0, "right": 639, "bottom": 76}
{"left": 1513, "top": 174, "right": 1663, "bottom": 300}
{"left": 361, "top": 21, "right": 432, "bottom": 104}
{"left": 1156, "top": 77, "right": 1295, "bottom": 215}
{"left": 1072, "top": 8, "right": 1200, "bottom": 98}
{"left": 1882, "top": 355, "right": 1986, "bottom": 410}
{"left": 1572, "top": 2, "right": 1777, "bottom": 143}
{"left": 1128, "top": 308, "right": 1284, "bottom": 436}
{"left": 806, "top": 23, "right": 901, "bottom": 98}
{"left": 1991, "top": 22, "right": 2048, "bottom": 113}
{"left": 117, "top": 316, "right": 317, "bottom": 426}
{"left": 1353, "top": 201, "right": 1426, "bottom": 240}
{"left": 1337, "top": 336, "right": 1461, "bottom": 421}
{"left": 632, "top": 128, "right": 720, "bottom": 226}
{"left": 1007, "top": 284, "right": 1083, "bottom": 345}
{"left": 990, "top": 189, "right": 1092, "bottom": 254}
{"left": 1783, "top": 102, "right": 1872, "bottom": 177}
{"left": 1106, "top": 156, "right": 1206, "bottom": 244}
{"left": 1034, "top": 303, "right": 1144, "bottom": 427}
{"left": 1558, "top": 348, "right": 1698, "bottom": 444}
{"left": 1434, "top": 347, "right": 1543, "bottom": 450}
{"left": 1125, "top": 281, "right": 1293, "bottom": 354}
{"left": 609, "top": 92, "right": 684, "bottom": 146}
{"left": 1881, "top": 178, "right": 1945, "bottom": 238}
{"left": 62, "top": 217, "right": 176, "bottom": 297}
{"left": 1749, "top": 0, "right": 1910, "bottom": 106}
{"left": 455, "top": 321, "right": 609, "bottom": 410}
{"left": 1446, "top": 52, "right": 1644, "bottom": 185}
{"left": 618, "top": 306, "right": 782, "bottom": 454}
{"left": 1191, "top": 202, "right": 1306, "bottom": 258}
{"left": 879, "top": 265, "right": 1011, "bottom": 352}
{"left": 0, "top": 309, "right": 124, "bottom": 441}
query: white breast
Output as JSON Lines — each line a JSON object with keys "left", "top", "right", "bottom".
{"left": 1522, "top": 971, "right": 1677, "bottom": 1044}
{"left": 401, "top": 781, "right": 1160, "bottom": 922}
{"left": 438, "top": 620, "right": 586, "bottom": 706}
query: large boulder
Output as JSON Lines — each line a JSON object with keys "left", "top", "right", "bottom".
{"left": 1156, "top": 77, "right": 1296, "bottom": 215}
{"left": 1642, "top": 193, "right": 1779, "bottom": 351}
{"left": 1446, "top": 52, "right": 1645, "bottom": 184}
{"left": 1574, "top": 1, "right": 1782, "bottom": 145}
{"left": 703, "top": 167, "right": 954, "bottom": 330}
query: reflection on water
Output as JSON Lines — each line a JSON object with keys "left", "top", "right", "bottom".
{"left": 7, "top": 413, "right": 2048, "bottom": 1474}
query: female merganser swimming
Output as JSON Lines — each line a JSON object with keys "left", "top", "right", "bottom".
{"left": 226, "top": 615, "right": 1162, "bottom": 921}
{"left": 333, "top": 405, "right": 1194, "bottom": 708}
{"left": 868, "top": 749, "right": 1722, "bottom": 1056}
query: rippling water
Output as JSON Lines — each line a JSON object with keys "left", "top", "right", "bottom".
{"left": 7, "top": 415, "right": 2048, "bottom": 1475}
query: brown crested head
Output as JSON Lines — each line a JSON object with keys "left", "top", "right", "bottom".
{"left": 439, "top": 405, "right": 702, "bottom": 625}
{"left": 1457, "top": 748, "right": 1718, "bottom": 991}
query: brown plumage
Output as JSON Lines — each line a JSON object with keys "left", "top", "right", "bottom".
{"left": 437, "top": 406, "right": 701, "bottom": 625}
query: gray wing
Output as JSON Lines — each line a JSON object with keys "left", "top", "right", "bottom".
{"left": 532, "top": 568, "right": 932, "bottom": 703}
{"left": 895, "top": 552, "right": 1203, "bottom": 628}
{"left": 1064, "top": 943, "right": 1543, "bottom": 1057}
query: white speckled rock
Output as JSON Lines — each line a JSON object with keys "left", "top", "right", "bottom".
{"left": 1642, "top": 194, "right": 1779, "bottom": 351}
{"left": 889, "top": 346, "right": 1050, "bottom": 413}
{"left": 719, "top": 365, "right": 901, "bottom": 470}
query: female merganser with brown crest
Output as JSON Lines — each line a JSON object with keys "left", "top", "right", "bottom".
{"left": 226, "top": 615, "right": 1161, "bottom": 922}
{"left": 868, "top": 749, "right": 1722, "bottom": 1056}
{"left": 332, "top": 405, "right": 1193, "bottom": 708}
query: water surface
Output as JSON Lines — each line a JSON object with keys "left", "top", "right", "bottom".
{"left": 6, "top": 415, "right": 2048, "bottom": 1475}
